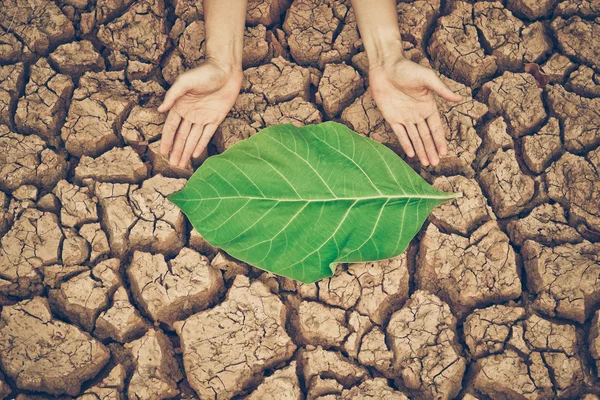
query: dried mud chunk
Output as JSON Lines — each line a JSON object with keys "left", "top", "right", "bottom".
{"left": 347, "top": 254, "right": 410, "bottom": 325}
{"left": 174, "top": 276, "right": 296, "bottom": 399}
{"left": 507, "top": 203, "right": 582, "bottom": 246}
{"left": 79, "top": 223, "right": 110, "bottom": 263}
{"left": 53, "top": 180, "right": 98, "bottom": 228}
{"left": 428, "top": 1, "right": 497, "bottom": 88}
{"left": 61, "top": 231, "right": 91, "bottom": 266}
{"left": 293, "top": 301, "right": 349, "bottom": 347}
{"left": 319, "top": 8, "right": 361, "bottom": 66}
{"left": 173, "top": 0, "right": 203, "bottom": 22}
{"left": 546, "top": 84, "right": 600, "bottom": 154}
{"left": 0, "top": 0, "right": 74, "bottom": 55}
{"left": 338, "top": 378, "right": 409, "bottom": 400}
{"left": 243, "top": 25, "right": 270, "bottom": 68}
{"left": 0, "top": 63, "right": 25, "bottom": 127}
{"left": 75, "top": 146, "right": 148, "bottom": 184}
{"left": 211, "top": 251, "right": 251, "bottom": 281}
{"left": 417, "top": 221, "right": 521, "bottom": 317}
{"left": 545, "top": 151, "right": 600, "bottom": 234}
{"left": 0, "top": 191, "right": 11, "bottom": 237}
{"left": 128, "top": 175, "right": 187, "bottom": 256}
{"left": 340, "top": 91, "right": 400, "bottom": 153}
{"left": 212, "top": 117, "right": 258, "bottom": 153}
{"left": 78, "top": 363, "right": 126, "bottom": 400}
{"left": 474, "top": 2, "right": 552, "bottom": 71}
{"left": 0, "top": 297, "right": 109, "bottom": 395}
{"left": 0, "top": 27, "right": 32, "bottom": 64}
{"left": 42, "top": 264, "right": 87, "bottom": 289}
{"left": 122, "top": 106, "right": 165, "bottom": 145}
{"left": 521, "top": 117, "right": 562, "bottom": 174}
{"left": 387, "top": 291, "right": 466, "bottom": 400}
{"left": 552, "top": 17, "right": 600, "bottom": 72}
{"left": 463, "top": 305, "right": 526, "bottom": 359}
{"left": 247, "top": 362, "right": 301, "bottom": 400}
{"left": 283, "top": 0, "right": 340, "bottom": 66}
{"left": 246, "top": 0, "right": 289, "bottom": 26}
{"left": 263, "top": 97, "right": 322, "bottom": 127}
{"left": 523, "top": 240, "right": 600, "bottom": 323}
{"left": 125, "top": 328, "right": 182, "bottom": 400}
{"left": 397, "top": 0, "right": 440, "bottom": 49}
{"left": 14, "top": 59, "right": 73, "bottom": 143}
{"left": 541, "top": 53, "right": 577, "bottom": 83}
{"left": 343, "top": 311, "right": 373, "bottom": 359}
{"left": 177, "top": 20, "right": 206, "bottom": 69}
{"left": 506, "top": 0, "right": 558, "bottom": 19}
{"left": 94, "top": 182, "right": 137, "bottom": 258}
{"left": 566, "top": 65, "right": 600, "bottom": 97}
{"left": 97, "top": 0, "right": 169, "bottom": 65}
{"left": 49, "top": 40, "right": 105, "bottom": 77}
{"left": 49, "top": 259, "right": 121, "bottom": 332}
{"left": 298, "top": 346, "right": 368, "bottom": 392}
{"left": 479, "top": 72, "right": 546, "bottom": 137}
{"left": 317, "top": 267, "right": 361, "bottom": 310}
{"left": 431, "top": 176, "right": 494, "bottom": 235}
{"left": 430, "top": 75, "right": 487, "bottom": 177}
{"left": 316, "top": 63, "right": 363, "bottom": 118}
{"left": 478, "top": 149, "right": 535, "bottom": 218}
{"left": 555, "top": 0, "right": 600, "bottom": 17}
{"left": 357, "top": 327, "right": 394, "bottom": 375}
{"left": 0, "top": 209, "right": 63, "bottom": 297}
{"left": 473, "top": 350, "right": 553, "bottom": 400}
{"left": 591, "top": 310, "right": 600, "bottom": 375}
{"left": 243, "top": 56, "right": 310, "bottom": 104}
{"left": 146, "top": 141, "right": 193, "bottom": 179}
{"left": 94, "top": 285, "right": 147, "bottom": 343}
{"left": 189, "top": 229, "right": 219, "bottom": 257}
{"left": 62, "top": 71, "right": 138, "bottom": 157}
{"left": 128, "top": 249, "right": 224, "bottom": 327}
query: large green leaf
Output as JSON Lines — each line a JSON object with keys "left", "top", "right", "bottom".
{"left": 169, "top": 121, "right": 460, "bottom": 283}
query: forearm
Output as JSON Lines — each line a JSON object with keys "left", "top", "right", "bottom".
{"left": 350, "top": 0, "right": 404, "bottom": 68}
{"left": 203, "top": 0, "right": 246, "bottom": 72}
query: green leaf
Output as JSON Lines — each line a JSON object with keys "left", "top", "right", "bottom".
{"left": 168, "top": 121, "right": 460, "bottom": 283}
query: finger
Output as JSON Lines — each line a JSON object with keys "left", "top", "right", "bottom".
{"left": 158, "top": 78, "right": 191, "bottom": 112}
{"left": 391, "top": 123, "right": 415, "bottom": 158}
{"left": 427, "top": 112, "right": 448, "bottom": 157}
{"left": 159, "top": 111, "right": 182, "bottom": 156}
{"left": 179, "top": 123, "right": 204, "bottom": 168}
{"left": 417, "top": 120, "right": 439, "bottom": 166}
{"left": 426, "top": 72, "right": 463, "bottom": 102}
{"left": 406, "top": 123, "right": 429, "bottom": 166}
{"left": 170, "top": 118, "right": 193, "bottom": 166}
{"left": 193, "top": 123, "right": 218, "bottom": 158}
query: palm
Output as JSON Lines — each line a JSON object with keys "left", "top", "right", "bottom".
{"left": 158, "top": 62, "right": 243, "bottom": 167}
{"left": 368, "top": 58, "right": 461, "bottom": 166}
{"left": 371, "top": 69, "right": 437, "bottom": 124}
{"left": 170, "top": 66, "right": 242, "bottom": 125}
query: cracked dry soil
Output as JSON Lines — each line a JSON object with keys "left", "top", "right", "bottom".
{"left": 0, "top": 0, "right": 599, "bottom": 399}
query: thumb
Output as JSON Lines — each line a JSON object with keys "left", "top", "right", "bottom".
{"left": 427, "top": 73, "right": 463, "bottom": 102}
{"left": 158, "top": 78, "right": 192, "bottom": 112}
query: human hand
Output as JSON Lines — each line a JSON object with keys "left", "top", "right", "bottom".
{"left": 369, "top": 56, "right": 463, "bottom": 166}
{"left": 158, "top": 60, "right": 243, "bottom": 167}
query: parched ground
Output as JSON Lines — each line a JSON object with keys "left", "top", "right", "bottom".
{"left": 0, "top": 0, "right": 599, "bottom": 398}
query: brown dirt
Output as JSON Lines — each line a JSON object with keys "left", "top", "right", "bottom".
{"left": 0, "top": 1, "right": 599, "bottom": 398}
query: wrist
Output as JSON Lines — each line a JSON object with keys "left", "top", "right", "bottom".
{"left": 364, "top": 33, "right": 405, "bottom": 70}
{"left": 205, "top": 49, "right": 243, "bottom": 75}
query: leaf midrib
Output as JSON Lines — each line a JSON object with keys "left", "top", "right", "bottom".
{"left": 175, "top": 193, "right": 461, "bottom": 202}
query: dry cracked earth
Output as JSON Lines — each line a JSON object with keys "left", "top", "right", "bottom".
{"left": 0, "top": 0, "right": 599, "bottom": 398}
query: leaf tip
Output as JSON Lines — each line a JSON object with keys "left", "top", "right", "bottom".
{"left": 454, "top": 191, "right": 463, "bottom": 199}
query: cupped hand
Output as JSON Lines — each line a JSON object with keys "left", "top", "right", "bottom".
{"left": 158, "top": 60, "right": 243, "bottom": 168}
{"left": 369, "top": 56, "right": 463, "bottom": 166}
